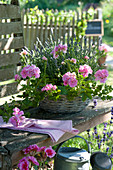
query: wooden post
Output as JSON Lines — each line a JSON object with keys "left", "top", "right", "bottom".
{"left": 0, "top": 146, "right": 12, "bottom": 170}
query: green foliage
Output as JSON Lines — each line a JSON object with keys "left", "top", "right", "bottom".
{"left": 101, "top": 0, "right": 113, "bottom": 37}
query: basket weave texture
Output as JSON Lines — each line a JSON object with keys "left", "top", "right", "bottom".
{"left": 39, "top": 95, "right": 90, "bottom": 114}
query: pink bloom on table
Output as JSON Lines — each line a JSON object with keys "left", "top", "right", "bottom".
{"left": 9, "top": 115, "right": 25, "bottom": 127}
{"left": 79, "top": 64, "right": 93, "bottom": 77}
{"left": 70, "top": 58, "right": 76, "bottom": 63}
{"left": 14, "top": 74, "right": 20, "bottom": 81}
{"left": 94, "top": 69, "right": 109, "bottom": 83}
{"left": 42, "top": 56, "right": 47, "bottom": 61}
{"left": 13, "top": 107, "right": 24, "bottom": 116}
{"left": 18, "top": 157, "right": 29, "bottom": 170}
{"left": 99, "top": 44, "right": 110, "bottom": 52}
{"left": 13, "top": 107, "right": 20, "bottom": 113}
{"left": 27, "top": 156, "right": 39, "bottom": 166}
{"left": 9, "top": 107, "right": 25, "bottom": 127}
{"left": 45, "top": 146, "right": 56, "bottom": 158}
{"left": 18, "top": 111, "right": 24, "bottom": 116}
{"left": 84, "top": 56, "right": 89, "bottom": 59}
{"left": 20, "top": 50, "right": 28, "bottom": 56}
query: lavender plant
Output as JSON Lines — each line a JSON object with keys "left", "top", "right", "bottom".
{"left": 86, "top": 106, "right": 113, "bottom": 162}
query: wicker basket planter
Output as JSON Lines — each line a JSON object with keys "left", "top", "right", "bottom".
{"left": 39, "top": 95, "right": 90, "bottom": 114}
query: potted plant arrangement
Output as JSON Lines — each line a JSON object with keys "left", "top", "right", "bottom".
{"left": 13, "top": 37, "right": 112, "bottom": 113}
{"left": 0, "top": 37, "right": 113, "bottom": 121}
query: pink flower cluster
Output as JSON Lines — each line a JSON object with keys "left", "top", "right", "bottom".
{"left": 18, "top": 144, "right": 56, "bottom": 170}
{"left": 94, "top": 69, "right": 109, "bottom": 83}
{"left": 41, "top": 84, "right": 57, "bottom": 91}
{"left": 14, "top": 74, "right": 21, "bottom": 81}
{"left": 21, "top": 65, "right": 41, "bottom": 79}
{"left": 62, "top": 72, "right": 78, "bottom": 88}
{"left": 23, "top": 144, "right": 41, "bottom": 155}
{"left": 79, "top": 64, "right": 93, "bottom": 78}
{"left": 51, "top": 44, "right": 67, "bottom": 59}
{"left": 8, "top": 107, "right": 25, "bottom": 127}
{"left": 18, "top": 156, "right": 39, "bottom": 170}
{"left": 99, "top": 44, "right": 110, "bottom": 52}
{"left": 70, "top": 58, "right": 77, "bottom": 64}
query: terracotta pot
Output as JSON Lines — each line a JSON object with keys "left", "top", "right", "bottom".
{"left": 98, "top": 55, "right": 107, "bottom": 66}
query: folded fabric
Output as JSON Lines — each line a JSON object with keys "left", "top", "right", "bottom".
{"left": 0, "top": 116, "right": 79, "bottom": 142}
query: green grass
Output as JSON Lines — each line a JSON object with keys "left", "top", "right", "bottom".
{"left": 103, "top": 35, "right": 113, "bottom": 47}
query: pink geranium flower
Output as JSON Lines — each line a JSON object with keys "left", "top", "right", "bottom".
{"left": 45, "top": 146, "right": 56, "bottom": 158}
{"left": 84, "top": 56, "right": 89, "bottom": 59}
{"left": 99, "top": 44, "right": 110, "bottom": 52}
{"left": 18, "top": 157, "right": 29, "bottom": 170}
{"left": 62, "top": 72, "right": 78, "bottom": 87}
{"left": 14, "top": 74, "right": 21, "bottom": 81}
{"left": 70, "top": 58, "right": 76, "bottom": 64}
{"left": 20, "top": 50, "right": 28, "bottom": 56}
{"left": 51, "top": 44, "right": 67, "bottom": 59}
{"left": 79, "top": 64, "right": 93, "bottom": 77}
{"left": 23, "top": 144, "right": 41, "bottom": 155}
{"left": 68, "top": 77, "right": 78, "bottom": 87}
{"left": 20, "top": 65, "right": 41, "bottom": 79}
{"left": 9, "top": 107, "right": 25, "bottom": 127}
{"left": 94, "top": 69, "right": 109, "bottom": 83}
{"left": 27, "top": 156, "right": 39, "bottom": 166}
{"left": 41, "top": 84, "right": 57, "bottom": 91}
{"left": 42, "top": 56, "right": 47, "bottom": 61}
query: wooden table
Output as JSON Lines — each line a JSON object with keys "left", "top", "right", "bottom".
{"left": 0, "top": 99, "right": 113, "bottom": 170}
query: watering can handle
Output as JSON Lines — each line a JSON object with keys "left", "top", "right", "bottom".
{"left": 55, "top": 135, "right": 91, "bottom": 153}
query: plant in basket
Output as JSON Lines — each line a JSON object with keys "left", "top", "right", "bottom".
{"left": 11, "top": 36, "right": 112, "bottom": 114}
{"left": 0, "top": 37, "right": 113, "bottom": 120}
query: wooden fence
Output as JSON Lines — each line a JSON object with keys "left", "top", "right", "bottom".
{"left": 0, "top": 2, "right": 24, "bottom": 98}
{"left": 22, "top": 8, "right": 102, "bottom": 50}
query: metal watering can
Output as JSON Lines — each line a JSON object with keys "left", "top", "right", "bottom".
{"left": 54, "top": 135, "right": 91, "bottom": 170}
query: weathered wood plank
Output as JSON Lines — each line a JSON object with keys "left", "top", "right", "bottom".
{"left": 0, "top": 68, "right": 17, "bottom": 81}
{"left": 0, "top": 82, "right": 18, "bottom": 97}
{"left": 0, "top": 37, "right": 24, "bottom": 50}
{"left": 0, "top": 22, "right": 23, "bottom": 35}
{"left": 0, "top": 5, "right": 21, "bottom": 19}
{"left": 5, "top": 133, "right": 48, "bottom": 154}
{"left": 0, "top": 52, "right": 20, "bottom": 67}
{"left": 11, "top": 110, "right": 113, "bottom": 166}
